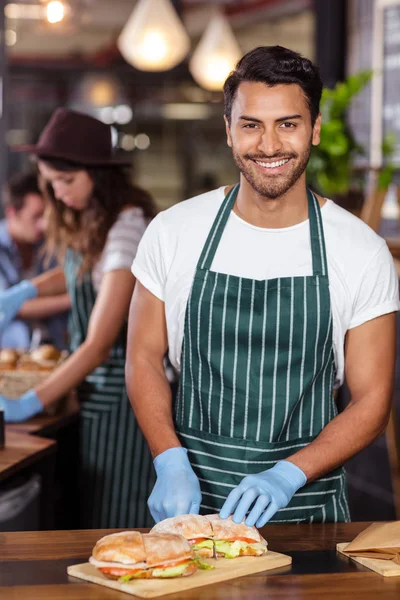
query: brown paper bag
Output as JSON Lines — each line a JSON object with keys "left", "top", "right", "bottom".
{"left": 342, "top": 522, "right": 400, "bottom": 564}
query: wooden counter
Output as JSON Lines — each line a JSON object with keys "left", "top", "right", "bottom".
{"left": 0, "top": 430, "right": 55, "bottom": 481}
{"left": 1, "top": 393, "right": 80, "bottom": 529}
{"left": 1, "top": 523, "right": 400, "bottom": 599}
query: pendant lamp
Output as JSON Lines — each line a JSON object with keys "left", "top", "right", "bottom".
{"left": 117, "top": 0, "right": 190, "bottom": 72}
{"left": 189, "top": 11, "right": 242, "bottom": 92}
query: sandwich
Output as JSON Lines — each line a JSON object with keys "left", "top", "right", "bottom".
{"left": 151, "top": 513, "right": 268, "bottom": 559}
{"left": 206, "top": 514, "right": 268, "bottom": 558}
{"left": 89, "top": 531, "right": 197, "bottom": 581}
{"left": 151, "top": 514, "right": 214, "bottom": 557}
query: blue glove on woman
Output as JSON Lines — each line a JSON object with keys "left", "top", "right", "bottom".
{"left": 148, "top": 447, "right": 202, "bottom": 523}
{"left": 220, "top": 460, "right": 307, "bottom": 527}
{"left": 0, "top": 390, "right": 43, "bottom": 423}
{"left": 0, "top": 281, "right": 37, "bottom": 331}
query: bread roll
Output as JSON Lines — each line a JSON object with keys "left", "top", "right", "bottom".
{"left": 92, "top": 531, "right": 146, "bottom": 565}
{"left": 30, "top": 345, "right": 61, "bottom": 363}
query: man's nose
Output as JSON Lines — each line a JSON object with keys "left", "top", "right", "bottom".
{"left": 257, "top": 129, "right": 283, "bottom": 157}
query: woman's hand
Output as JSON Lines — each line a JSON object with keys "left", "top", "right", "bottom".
{"left": 0, "top": 281, "right": 37, "bottom": 332}
{"left": 0, "top": 390, "right": 43, "bottom": 423}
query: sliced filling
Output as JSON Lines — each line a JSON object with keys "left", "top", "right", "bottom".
{"left": 214, "top": 539, "right": 268, "bottom": 558}
{"left": 191, "top": 539, "right": 214, "bottom": 551}
{"left": 113, "top": 559, "right": 196, "bottom": 581}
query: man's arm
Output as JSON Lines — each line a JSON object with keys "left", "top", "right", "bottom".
{"left": 287, "top": 312, "right": 395, "bottom": 480}
{"left": 125, "top": 281, "right": 181, "bottom": 458}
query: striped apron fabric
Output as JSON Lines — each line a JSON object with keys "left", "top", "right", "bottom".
{"left": 64, "top": 249, "right": 155, "bottom": 528}
{"left": 175, "top": 185, "right": 350, "bottom": 523}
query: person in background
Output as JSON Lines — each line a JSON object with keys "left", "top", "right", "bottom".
{"left": 0, "top": 108, "right": 156, "bottom": 528}
{"left": 0, "top": 172, "right": 70, "bottom": 349}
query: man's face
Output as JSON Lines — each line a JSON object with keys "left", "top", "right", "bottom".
{"left": 225, "top": 82, "right": 321, "bottom": 199}
{"left": 7, "top": 193, "right": 46, "bottom": 244}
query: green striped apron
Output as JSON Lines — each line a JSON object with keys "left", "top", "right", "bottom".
{"left": 64, "top": 249, "right": 155, "bottom": 528}
{"left": 175, "top": 185, "right": 350, "bottom": 523}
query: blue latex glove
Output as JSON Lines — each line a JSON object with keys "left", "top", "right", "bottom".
{"left": 148, "top": 447, "right": 202, "bottom": 523}
{"left": 0, "top": 390, "right": 43, "bottom": 423}
{"left": 220, "top": 460, "right": 307, "bottom": 527}
{"left": 0, "top": 281, "right": 37, "bottom": 331}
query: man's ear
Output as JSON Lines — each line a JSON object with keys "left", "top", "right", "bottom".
{"left": 312, "top": 113, "right": 322, "bottom": 146}
{"left": 224, "top": 115, "right": 233, "bottom": 148}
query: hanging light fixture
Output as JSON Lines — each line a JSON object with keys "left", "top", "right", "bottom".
{"left": 117, "top": 0, "right": 190, "bottom": 72}
{"left": 189, "top": 11, "right": 242, "bottom": 92}
{"left": 46, "top": 1, "right": 65, "bottom": 24}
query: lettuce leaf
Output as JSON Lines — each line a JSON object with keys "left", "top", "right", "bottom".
{"left": 194, "top": 557, "right": 215, "bottom": 570}
{"left": 214, "top": 540, "right": 267, "bottom": 559}
{"left": 192, "top": 539, "right": 213, "bottom": 550}
{"left": 152, "top": 561, "right": 194, "bottom": 578}
{"left": 119, "top": 571, "right": 146, "bottom": 582}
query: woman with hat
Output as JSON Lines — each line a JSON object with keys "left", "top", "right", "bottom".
{"left": 0, "top": 108, "right": 156, "bottom": 528}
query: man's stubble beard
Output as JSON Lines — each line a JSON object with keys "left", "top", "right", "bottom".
{"left": 232, "top": 139, "right": 312, "bottom": 200}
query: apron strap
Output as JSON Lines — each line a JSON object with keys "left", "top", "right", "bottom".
{"left": 197, "top": 184, "right": 328, "bottom": 277}
{"left": 308, "top": 189, "right": 328, "bottom": 277}
{"left": 197, "top": 184, "right": 239, "bottom": 270}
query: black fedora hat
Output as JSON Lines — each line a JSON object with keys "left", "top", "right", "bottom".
{"left": 14, "top": 108, "right": 130, "bottom": 166}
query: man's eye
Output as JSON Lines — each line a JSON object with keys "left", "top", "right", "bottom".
{"left": 243, "top": 123, "right": 258, "bottom": 129}
{"left": 280, "top": 122, "right": 295, "bottom": 128}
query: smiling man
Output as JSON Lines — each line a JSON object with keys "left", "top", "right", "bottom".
{"left": 126, "top": 46, "right": 399, "bottom": 525}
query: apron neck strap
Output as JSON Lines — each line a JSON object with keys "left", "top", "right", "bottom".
{"left": 197, "top": 184, "right": 328, "bottom": 277}
{"left": 308, "top": 188, "right": 328, "bottom": 277}
{"left": 197, "top": 184, "right": 239, "bottom": 270}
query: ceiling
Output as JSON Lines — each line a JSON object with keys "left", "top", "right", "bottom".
{"left": 6, "top": 0, "right": 314, "bottom": 62}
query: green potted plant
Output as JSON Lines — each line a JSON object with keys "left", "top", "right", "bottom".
{"left": 307, "top": 71, "right": 373, "bottom": 207}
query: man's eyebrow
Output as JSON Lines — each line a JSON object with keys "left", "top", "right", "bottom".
{"left": 276, "top": 114, "right": 302, "bottom": 122}
{"left": 238, "top": 114, "right": 303, "bottom": 123}
{"left": 238, "top": 115, "right": 263, "bottom": 123}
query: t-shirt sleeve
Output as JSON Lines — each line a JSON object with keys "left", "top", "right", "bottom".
{"left": 100, "top": 210, "right": 147, "bottom": 275}
{"left": 131, "top": 212, "right": 168, "bottom": 301}
{"left": 349, "top": 242, "right": 400, "bottom": 329}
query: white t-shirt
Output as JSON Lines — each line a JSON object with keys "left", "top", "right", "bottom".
{"left": 132, "top": 186, "right": 400, "bottom": 387}
{"left": 92, "top": 207, "right": 147, "bottom": 291}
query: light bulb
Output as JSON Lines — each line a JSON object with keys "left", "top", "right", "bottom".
{"left": 117, "top": 0, "right": 190, "bottom": 72}
{"left": 137, "top": 31, "right": 168, "bottom": 64}
{"left": 203, "top": 55, "right": 233, "bottom": 89}
{"left": 46, "top": 1, "right": 64, "bottom": 24}
{"left": 189, "top": 12, "right": 242, "bottom": 91}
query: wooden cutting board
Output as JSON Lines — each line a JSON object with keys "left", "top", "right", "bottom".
{"left": 67, "top": 551, "right": 292, "bottom": 598}
{"left": 337, "top": 543, "right": 400, "bottom": 577}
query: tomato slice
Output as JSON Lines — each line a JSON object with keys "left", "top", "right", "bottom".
{"left": 188, "top": 538, "right": 209, "bottom": 544}
{"left": 99, "top": 567, "right": 142, "bottom": 577}
{"left": 221, "top": 538, "right": 258, "bottom": 544}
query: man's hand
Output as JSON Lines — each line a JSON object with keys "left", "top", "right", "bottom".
{"left": 1, "top": 389, "right": 43, "bottom": 423}
{"left": 220, "top": 460, "right": 307, "bottom": 527}
{"left": 0, "top": 281, "right": 37, "bottom": 331}
{"left": 148, "top": 447, "right": 202, "bottom": 522}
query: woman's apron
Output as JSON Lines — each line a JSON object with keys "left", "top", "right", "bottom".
{"left": 64, "top": 249, "right": 155, "bottom": 528}
{"left": 175, "top": 185, "right": 350, "bottom": 523}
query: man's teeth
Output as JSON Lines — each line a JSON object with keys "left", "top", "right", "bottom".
{"left": 255, "top": 159, "right": 289, "bottom": 168}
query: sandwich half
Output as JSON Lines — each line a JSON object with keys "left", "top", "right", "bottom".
{"left": 206, "top": 514, "right": 268, "bottom": 558}
{"left": 89, "top": 531, "right": 197, "bottom": 580}
{"left": 151, "top": 514, "right": 214, "bottom": 558}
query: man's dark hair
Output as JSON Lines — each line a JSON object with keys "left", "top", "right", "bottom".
{"left": 3, "top": 171, "right": 42, "bottom": 211}
{"left": 224, "top": 45, "right": 323, "bottom": 126}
